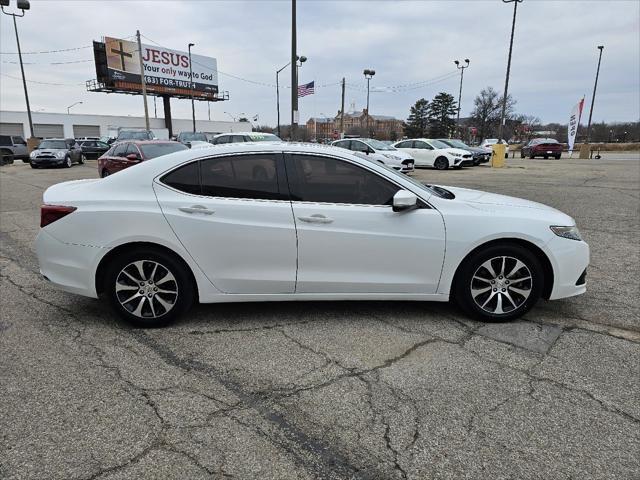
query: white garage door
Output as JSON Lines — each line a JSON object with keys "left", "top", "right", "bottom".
{"left": 0, "top": 123, "right": 25, "bottom": 136}
{"left": 73, "top": 124, "right": 100, "bottom": 138}
{"left": 34, "top": 124, "right": 64, "bottom": 139}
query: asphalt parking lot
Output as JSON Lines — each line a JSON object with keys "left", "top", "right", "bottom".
{"left": 1, "top": 153, "right": 639, "bottom": 480}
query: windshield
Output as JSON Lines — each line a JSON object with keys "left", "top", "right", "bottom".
{"left": 139, "top": 143, "right": 188, "bottom": 159}
{"left": 442, "top": 139, "right": 469, "bottom": 149}
{"left": 429, "top": 139, "right": 450, "bottom": 149}
{"left": 118, "top": 131, "right": 152, "bottom": 140}
{"left": 247, "top": 133, "right": 281, "bottom": 142}
{"left": 363, "top": 138, "right": 395, "bottom": 151}
{"left": 38, "top": 140, "right": 66, "bottom": 149}
{"left": 180, "top": 132, "right": 208, "bottom": 142}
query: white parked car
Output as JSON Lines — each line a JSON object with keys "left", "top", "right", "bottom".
{"left": 211, "top": 132, "right": 282, "bottom": 144}
{"left": 36, "top": 143, "right": 589, "bottom": 327}
{"left": 393, "top": 139, "right": 474, "bottom": 170}
{"left": 480, "top": 138, "right": 510, "bottom": 158}
{"left": 331, "top": 138, "right": 414, "bottom": 173}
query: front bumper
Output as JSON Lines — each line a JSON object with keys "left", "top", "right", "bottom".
{"left": 546, "top": 235, "right": 590, "bottom": 300}
{"left": 31, "top": 157, "right": 66, "bottom": 166}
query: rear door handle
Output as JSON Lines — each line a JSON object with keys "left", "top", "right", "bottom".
{"left": 297, "top": 214, "right": 333, "bottom": 224}
{"left": 179, "top": 205, "right": 215, "bottom": 215}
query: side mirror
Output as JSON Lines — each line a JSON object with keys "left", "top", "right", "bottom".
{"left": 126, "top": 153, "right": 140, "bottom": 162}
{"left": 392, "top": 190, "right": 418, "bottom": 212}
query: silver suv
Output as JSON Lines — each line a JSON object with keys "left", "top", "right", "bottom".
{"left": 0, "top": 135, "right": 28, "bottom": 165}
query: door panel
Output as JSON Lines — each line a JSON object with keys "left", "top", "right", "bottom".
{"left": 154, "top": 155, "right": 297, "bottom": 294}
{"left": 410, "top": 141, "right": 436, "bottom": 167}
{"left": 286, "top": 153, "right": 446, "bottom": 294}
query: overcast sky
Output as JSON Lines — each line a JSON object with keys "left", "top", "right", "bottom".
{"left": 1, "top": 0, "right": 639, "bottom": 126}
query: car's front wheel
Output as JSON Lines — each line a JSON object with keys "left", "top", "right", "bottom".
{"left": 454, "top": 243, "right": 543, "bottom": 322}
{"left": 434, "top": 157, "right": 449, "bottom": 170}
{"left": 105, "top": 249, "right": 194, "bottom": 327}
{"left": 79, "top": 154, "right": 86, "bottom": 164}
{"left": 64, "top": 156, "right": 72, "bottom": 168}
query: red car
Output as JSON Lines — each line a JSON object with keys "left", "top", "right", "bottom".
{"left": 521, "top": 138, "right": 563, "bottom": 159}
{"left": 98, "top": 140, "right": 188, "bottom": 177}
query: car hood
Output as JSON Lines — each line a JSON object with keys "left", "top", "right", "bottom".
{"left": 443, "top": 186, "right": 573, "bottom": 220}
{"left": 34, "top": 148, "right": 67, "bottom": 153}
{"left": 445, "top": 148, "right": 472, "bottom": 156}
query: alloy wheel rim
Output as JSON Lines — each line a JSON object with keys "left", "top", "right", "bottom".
{"left": 470, "top": 256, "right": 532, "bottom": 315}
{"left": 115, "top": 260, "right": 178, "bottom": 319}
{"left": 66, "top": 157, "right": 72, "bottom": 167}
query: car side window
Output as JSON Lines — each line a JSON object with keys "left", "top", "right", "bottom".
{"left": 112, "top": 143, "right": 128, "bottom": 157}
{"left": 413, "top": 141, "right": 431, "bottom": 149}
{"left": 214, "top": 135, "right": 229, "bottom": 144}
{"left": 98, "top": 142, "right": 109, "bottom": 148}
{"left": 231, "top": 135, "right": 245, "bottom": 143}
{"left": 333, "top": 140, "right": 349, "bottom": 149}
{"left": 288, "top": 155, "right": 400, "bottom": 206}
{"left": 396, "top": 141, "right": 411, "bottom": 148}
{"left": 200, "top": 154, "right": 280, "bottom": 200}
{"left": 350, "top": 141, "right": 370, "bottom": 153}
{"left": 125, "top": 144, "right": 140, "bottom": 157}
{"left": 12, "top": 136, "right": 26, "bottom": 145}
{"left": 161, "top": 161, "right": 201, "bottom": 195}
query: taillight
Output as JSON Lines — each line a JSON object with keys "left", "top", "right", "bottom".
{"left": 40, "top": 205, "right": 77, "bottom": 228}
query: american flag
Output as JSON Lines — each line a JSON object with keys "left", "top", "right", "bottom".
{"left": 297, "top": 81, "right": 315, "bottom": 97}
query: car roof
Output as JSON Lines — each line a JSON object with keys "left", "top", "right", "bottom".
{"left": 113, "top": 140, "right": 182, "bottom": 146}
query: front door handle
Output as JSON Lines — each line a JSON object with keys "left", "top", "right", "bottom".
{"left": 179, "top": 205, "right": 215, "bottom": 215}
{"left": 297, "top": 214, "right": 333, "bottom": 224}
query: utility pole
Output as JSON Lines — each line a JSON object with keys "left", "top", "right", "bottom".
{"left": 363, "top": 69, "right": 375, "bottom": 136}
{"left": 2, "top": 1, "right": 34, "bottom": 138}
{"left": 188, "top": 43, "right": 196, "bottom": 132}
{"left": 586, "top": 46, "right": 604, "bottom": 144}
{"left": 291, "top": 0, "right": 298, "bottom": 140}
{"left": 340, "top": 77, "right": 345, "bottom": 137}
{"left": 454, "top": 59, "right": 470, "bottom": 136}
{"left": 136, "top": 30, "right": 150, "bottom": 131}
{"left": 497, "top": 0, "right": 523, "bottom": 144}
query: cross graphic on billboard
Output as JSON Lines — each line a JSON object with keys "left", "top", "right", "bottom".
{"left": 110, "top": 41, "right": 132, "bottom": 71}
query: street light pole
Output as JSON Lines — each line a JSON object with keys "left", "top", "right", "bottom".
{"left": 363, "top": 69, "right": 375, "bottom": 136}
{"left": 291, "top": 0, "right": 298, "bottom": 140}
{"left": 188, "top": 43, "right": 196, "bottom": 133}
{"left": 454, "top": 59, "right": 470, "bottom": 136}
{"left": 497, "top": 0, "right": 523, "bottom": 144}
{"left": 2, "top": 1, "right": 34, "bottom": 138}
{"left": 586, "top": 45, "right": 604, "bottom": 144}
{"left": 67, "top": 101, "right": 83, "bottom": 114}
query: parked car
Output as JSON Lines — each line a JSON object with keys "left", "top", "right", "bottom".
{"left": 331, "top": 138, "right": 415, "bottom": 173}
{"left": 480, "top": 138, "right": 509, "bottom": 158}
{"left": 211, "top": 132, "right": 282, "bottom": 144}
{"left": 437, "top": 138, "right": 491, "bottom": 165}
{"left": 36, "top": 142, "right": 589, "bottom": 327}
{"left": 392, "top": 139, "right": 473, "bottom": 170}
{"left": 98, "top": 140, "right": 187, "bottom": 177}
{"left": 30, "top": 138, "right": 85, "bottom": 169}
{"left": 0, "top": 134, "right": 29, "bottom": 165}
{"left": 77, "top": 140, "right": 111, "bottom": 159}
{"left": 521, "top": 138, "right": 563, "bottom": 159}
{"left": 116, "top": 130, "right": 156, "bottom": 142}
{"left": 176, "top": 132, "right": 209, "bottom": 148}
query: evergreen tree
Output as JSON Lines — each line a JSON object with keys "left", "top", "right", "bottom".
{"left": 404, "top": 98, "right": 429, "bottom": 138}
{"left": 427, "top": 92, "right": 457, "bottom": 138}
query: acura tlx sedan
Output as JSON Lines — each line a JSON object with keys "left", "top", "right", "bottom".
{"left": 36, "top": 142, "right": 589, "bottom": 327}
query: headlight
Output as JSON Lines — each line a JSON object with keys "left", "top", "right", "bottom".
{"left": 550, "top": 225, "right": 582, "bottom": 241}
{"left": 30, "top": 151, "right": 37, "bottom": 158}
{"left": 451, "top": 152, "right": 462, "bottom": 157}
{"left": 56, "top": 151, "right": 66, "bottom": 158}
{"left": 382, "top": 154, "right": 400, "bottom": 161}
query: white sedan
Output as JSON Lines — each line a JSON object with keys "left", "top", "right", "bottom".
{"left": 393, "top": 139, "right": 474, "bottom": 170}
{"left": 36, "top": 142, "right": 589, "bottom": 327}
{"left": 331, "top": 138, "right": 414, "bottom": 173}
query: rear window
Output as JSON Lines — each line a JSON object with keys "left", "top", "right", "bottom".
{"left": 245, "top": 133, "right": 281, "bottom": 142}
{"left": 139, "top": 143, "right": 187, "bottom": 159}
{"left": 118, "top": 131, "right": 152, "bottom": 141}
{"left": 0, "top": 136, "right": 11, "bottom": 146}
{"left": 162, "top": 161, "right": 201, "bottom": 195}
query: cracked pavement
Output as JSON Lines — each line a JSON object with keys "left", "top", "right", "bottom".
{"left": 1, "top": 154, "right": 639, "bottom": 479}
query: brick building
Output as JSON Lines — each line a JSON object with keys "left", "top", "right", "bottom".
{"left": 306, "top": 109, "right": 404, "bottom": 141}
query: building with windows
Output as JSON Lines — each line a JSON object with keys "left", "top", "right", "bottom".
{"left": 306, "top": 109, "right": 404, "bottom": 141}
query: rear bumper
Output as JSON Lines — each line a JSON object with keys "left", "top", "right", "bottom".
{"left": 36, "top": 229, "right": 102, "bottom": 298}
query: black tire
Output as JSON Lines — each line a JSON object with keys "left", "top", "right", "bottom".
{"left": 64, "top": 156, "right": 72, "bottom": 168}
{"left": 529, "top": 154, "right": 535, "bottom": 159}
{"left": 101, "top": 169, "right": 110, "bottom": 178}
{"left": 453, "top": 243, "right": 543, "bottom": 322}
{"left": 0, "top": 150, "right": 13, "bottom": 166}
{"left": 520, "top": 151, "right": 525, "bottom": 159}
{"left": 554, "top": 154, "right": 561, "bottom": 160}
{"left": 543, "top": 155, "right": 549, "bottom": 159}
{"left": 79, "top": 154, "right": 86, "bottom": 164}
{"left": 22, "top": 159, "right": 30, "bottom": 163}
{"left": 434, "top": 157, "right": 449, "bottom": 170}
{"left": 104, "top": 248, "right": 194, "bottom": 327}
{"left": 30, "top": 163, "right": 39, "bottom": 169}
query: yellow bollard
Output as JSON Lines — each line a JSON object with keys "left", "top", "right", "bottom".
{"left": 579, "top": 144, "right": 590, "bottom": 159}
{"left": 491, "top": 143, "right": 506, "bottom": 168}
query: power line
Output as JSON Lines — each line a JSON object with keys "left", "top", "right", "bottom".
{"left": 1, "top": 59, "right": 93, "bottom": 65}
{"left": 0, "top": 72, "right": 85, "bottom": 86}
{"left": 0, "top": 45, "right": 93, "bottom": 55}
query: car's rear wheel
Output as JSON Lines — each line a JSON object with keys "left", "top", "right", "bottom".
{"left": 79, "top": 154, "right": 86, "bottom": 164}
{"left": 543, "top": 155, "right": 549, "bottom": 159}
{"left": 529, "top": 153, "right": 535, "bottom": 159}
{"left": 520, "top": 151, "right": 525, "bottom": 158}
{"left": 101, "top": 169, "right": 110, "bottom": 178}
{"left": 434, "top": 157, "right": 449, "bottom": 170}
{"left": 0, "top": 150, "right": 13, "bottom": 166}
{"left": 454, "top": 243, "right": 543, "bottom": 322}
{"left": 555, "top": 154, "right": 561, "bottom": 160}
{"left": 64, "top": 156, "right": 72, "bottom": 168}
{"left": 104, "top": 249, "right": 194, "bottom": 327}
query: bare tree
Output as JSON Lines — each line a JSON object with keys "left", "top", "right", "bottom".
{"left": 470, "top": 86, "right": 516, "bottom": 139}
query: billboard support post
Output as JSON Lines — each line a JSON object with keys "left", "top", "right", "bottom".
{"left": 136, "top": 30, "right": 150, "bottom": 131}
{"left": 162, "top": 95, "right": 172, "bottom": 138}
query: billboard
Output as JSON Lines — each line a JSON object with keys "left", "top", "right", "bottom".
{"left": 104, "top": 36, "right": 218, "bottom": 95}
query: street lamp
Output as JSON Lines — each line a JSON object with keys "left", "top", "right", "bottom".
{"left": 276, "top": 55, "right": 306, "bottom": 138}
{"left": 1, "top": 0, "right": 33, "bottom": 139}
{"left": 67, "top": 101, "right": 82, "bottom": 114}
{"left": 454, "top": 59, "right": 470, "bottom": 137}
{"left": 363, "top": 69, "right": 376, "bottom": 135}
{"left": 497, "top": 0, "right": 523, "bottom": 145}
{"left": 586, "top": 45, "right": 604, "bottom": 144}
{"left": 224, "top": 111, "right": 237, "bottom": 121}
{"left": 188, "top": 43, "right": 196, "bottom": 132}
